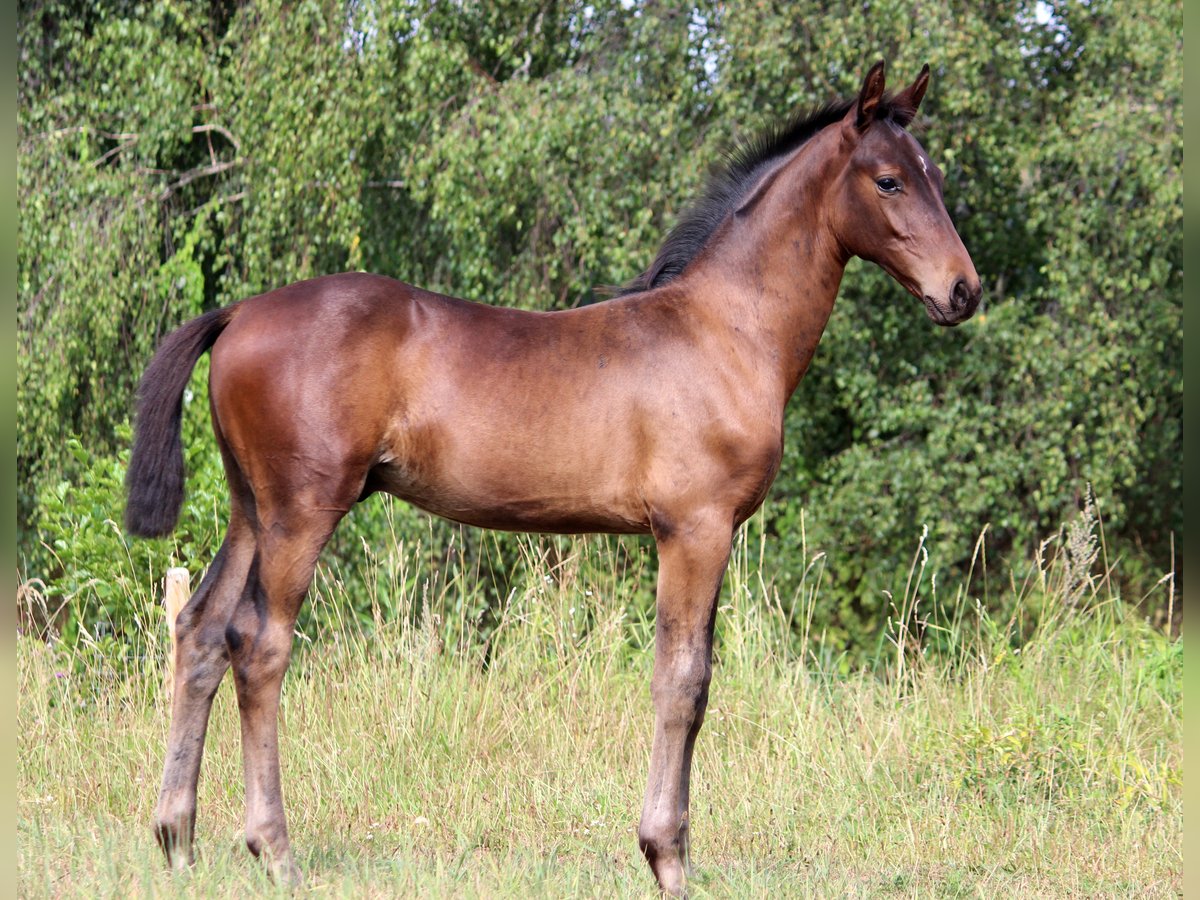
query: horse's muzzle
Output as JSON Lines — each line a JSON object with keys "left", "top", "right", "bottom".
{"left": 925, "top": 276, "right": 982, "bottom": 326}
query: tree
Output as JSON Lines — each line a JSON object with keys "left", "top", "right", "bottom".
{"left": 18, "top": 0, "right": 1182, "bottom": 654}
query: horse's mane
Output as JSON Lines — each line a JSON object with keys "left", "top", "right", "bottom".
{"left": 614, "top": 95, "right": 900, "bottom": 296}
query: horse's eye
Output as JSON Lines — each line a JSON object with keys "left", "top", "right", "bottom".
{"left": 876, "top": 176, "right": 901, "bottom": 194}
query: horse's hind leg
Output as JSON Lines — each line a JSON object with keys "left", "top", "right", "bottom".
{"left": 154, "top": 510, "right": 256, "bottom": 869}
{"left": 224, "top": 501, "right": 348, "bottom": 885}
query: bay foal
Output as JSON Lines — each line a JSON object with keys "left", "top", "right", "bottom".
{"left": 127, "top": 61, "right": 980, "bottom": 895}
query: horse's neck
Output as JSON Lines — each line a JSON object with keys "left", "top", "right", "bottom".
{"left": 688, "top": 140, "right": 849, "bottom": 401}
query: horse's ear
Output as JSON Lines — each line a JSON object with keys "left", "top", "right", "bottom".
{"left": 855, "top": 60, "right": 887, "bottom": 130}
{"left": 892, "top": 63, "right": 930, "bottom": 127}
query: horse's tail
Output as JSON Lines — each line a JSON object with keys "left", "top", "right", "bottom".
{"left": 125, "top": 305, "right": 237, "bottom": 538}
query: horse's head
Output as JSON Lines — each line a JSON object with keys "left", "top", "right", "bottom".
{"left": 830, "top": 61, "right": 981, "bottom": 326}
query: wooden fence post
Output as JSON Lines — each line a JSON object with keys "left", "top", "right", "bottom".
{"left": 163, "top": 567, "right": 191, "bottom": 699}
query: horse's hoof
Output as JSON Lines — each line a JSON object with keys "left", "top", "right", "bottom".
{"left": 269, "top": 856, "right": 304, "bottom": 890}
{"left": 153, "top": 821, "right": 196, "bottom": 873}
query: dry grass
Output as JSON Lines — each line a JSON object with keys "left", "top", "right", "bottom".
{"left": 18, "top": 518, "right": 1181, "bottom": 898}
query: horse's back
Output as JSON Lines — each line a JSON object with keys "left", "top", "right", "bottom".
{"left": 204, "top": 272, "right": 644, "bottom": 523}
{"left": 202, "top": 271, "right": 757, "bottom": 535}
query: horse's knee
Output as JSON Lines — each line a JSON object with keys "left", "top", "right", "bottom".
{"left": 651, "top": 659, "right": 711, "bottom": 725}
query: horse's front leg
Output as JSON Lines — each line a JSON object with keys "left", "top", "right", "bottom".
{"left": 639, "top": 512, "right": 732, "bottom": 897}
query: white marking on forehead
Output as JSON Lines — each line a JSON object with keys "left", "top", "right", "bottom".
{"left": 919, "top": 155, "right": 928, "bottom": 175}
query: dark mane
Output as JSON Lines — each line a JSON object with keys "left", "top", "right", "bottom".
{"left": 616, "top": 96, "right": 898, "bottom": 296}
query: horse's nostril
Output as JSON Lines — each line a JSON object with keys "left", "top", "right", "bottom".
{"left": 951, "top": 278, "right": 970, "bottom": 311}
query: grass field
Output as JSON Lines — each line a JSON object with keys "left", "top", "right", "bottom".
{"left": 18, "top": 519, "right": 1182, "bottom": 898}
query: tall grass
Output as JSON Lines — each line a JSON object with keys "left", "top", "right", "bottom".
{"left": 18, "top": 506, "right": 1181, "bottom": 897}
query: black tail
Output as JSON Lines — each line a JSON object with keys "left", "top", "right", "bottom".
{"left": 125, "top": 306, "right": 236, "bottom": 537}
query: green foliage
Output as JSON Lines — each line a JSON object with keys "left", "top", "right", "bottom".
{"left": 18, "top": 0, "right": 1181, "bottom": 654}
{"left": 27, "top": 359, "right": 227, "bottom": 651}
{"left": 738, "top": 0, "right": 1182, "bottom": 637}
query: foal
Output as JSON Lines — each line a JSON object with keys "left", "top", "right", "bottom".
{"left": 127, "top": 60, "right": 979, "bottom": 895}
